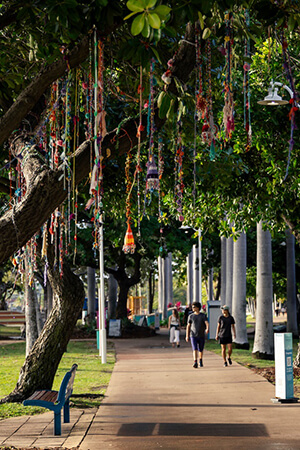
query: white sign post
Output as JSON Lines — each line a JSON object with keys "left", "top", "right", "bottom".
{"left": 273, "top": 333, "right": 297, "bottom": 403}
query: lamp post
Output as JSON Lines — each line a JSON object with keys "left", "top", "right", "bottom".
{"left": 258, "top": 80, "right": 299, "bottom": 107}
{"left": 98, "top": 216, "right": 107, "bottom": 363}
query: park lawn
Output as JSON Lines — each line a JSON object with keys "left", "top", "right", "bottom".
{"left": 0, "top": 339, "right": 115, "bottom": 420}
{"left": 0, "top": 325, "right": 21, "bottom": 337}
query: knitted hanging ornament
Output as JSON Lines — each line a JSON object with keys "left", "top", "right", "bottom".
{"left": 123, "top": 221, "right": 136, "bottom": 254}
{"left": 146, "top": 155, "right": 159, "bottom": 191}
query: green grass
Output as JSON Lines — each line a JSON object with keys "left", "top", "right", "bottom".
{"left": 0, "top": 340, "right": 115, "bottom": 419}
{"left": 0, "top": 325, "right": 21, "bottom": 337}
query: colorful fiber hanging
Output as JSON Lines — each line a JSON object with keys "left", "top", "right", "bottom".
{"left": 174, "top": 122, "right": 184, "bottom": 222}
{"left": 123, "top": 222, "right": 136, "bottom": 254}
{"left": 244, "top": 11, "right": 252, "bottom": 152}
{"left": 123, "top": 148, "right": 136, "bottom": 254}
{"left": 282, "top": 30, "right": 299, "bottom": 181}
{"left": 223, "top": 12, "right": 235, "bottom": 139}
{"left": 145, "top": 58, "right": 159, "bottom": 194}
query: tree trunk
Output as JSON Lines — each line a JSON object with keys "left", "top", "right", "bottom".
{"left": 294, "top": 343, "right": 300, "bottom": 368}
{"left": 1, "top": 249, "right": 85, "bottom": 403}
{"left": 186, "top": 251, "right": 193, "bottom": 306}
{"left": 148, "top": 269, "right": 154, "bottom": 314}
{"left": 252, "top": 221, "right": 274, "bottom": 359}
{"left": 220, "top": 236, "right": 227, "bottom": 306}
{"left": 232, "top": 232, "right": 249, "bottom": 349}
{"left": 225, "top": 236, "right": 233, "bottom": 311}
{"left": 25, "top": 259, "right": 38, "bottom": 357}
{"left": 107, "top": 273, "right": 118, "bottom": 320}
{"left": 286, "top": 228, "right": 298, "bottom": 337}
{"left": 116, "top": 281, "right": 130, "bottom": 319}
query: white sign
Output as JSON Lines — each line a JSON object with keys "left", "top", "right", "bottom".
{"left": 275, "top": 333, "right": 294, "bottom": 400}
{"left": 108, "top": 319, "right": 121, "bottom": 337}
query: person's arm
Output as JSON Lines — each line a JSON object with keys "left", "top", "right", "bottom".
{"left": 215, "top": 323, "right": 220, "bottom": 340}
{"left": 231, "top": 323, "right": 236, "bottom": 340}
{"left": 186, "top": 323, "right": 191, "bottom": 341}
{"left": 178, "top": 315, "right": 181, "bottom": 329}
{"left": 205, "top": 320, "right": 209, "bottom": 334}
{"left": 168, "top": 315, "right": 171, "bottom": 329}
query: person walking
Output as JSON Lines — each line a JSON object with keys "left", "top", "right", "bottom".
{"left": 215, "top": 305, "right": 236, "bottom": 367}
{"left": 168, "top": 308, "right": 181, "bottom": 348}
{"left": 185, "top": 302, "right": 209, "bottom": 368}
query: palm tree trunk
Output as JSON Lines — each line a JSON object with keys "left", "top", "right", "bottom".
{"left": 220, "top": 236, "right": 227, "bottom": 306}
{"left": 252, "top": 221, "right": 274, "bottom": 359}
{"left": 232, "top": 232, "right": 249, "bottom": 349}
{"left": 225, "top": 236, "right": 233, "bottom": 311}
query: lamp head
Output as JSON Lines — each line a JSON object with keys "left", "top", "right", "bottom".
{"left": 257, "top": 86, "right": 289, "bottom": 106}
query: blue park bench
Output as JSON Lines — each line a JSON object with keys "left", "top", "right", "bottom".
{"left": 23, "top": 363, "right": 78, "bottom": 435}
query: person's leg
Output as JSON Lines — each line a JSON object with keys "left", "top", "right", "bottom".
{"left": 170, "top": 327, "right": 175, "bottom": 347}
{"left": 227, "top": 343, "right": 233, "bottom": 364}
{"left": 190, "top": 337, "right": 199, "bottom": 367}
{"left": 175, "top": 329, "right": 180, "bottom": 347}
{"left": 221, "top": 344, "right": 227, "bottom": 362}
{"left": 198, "top": 337, "right": 205, "bottom": 367}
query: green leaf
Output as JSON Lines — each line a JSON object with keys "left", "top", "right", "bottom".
{"left": 124, "top": 11, "right": 139, "bottom": 20}
{"left": 153, "top": 5, "right": 171, "bottom": 19}
{"left": 144, "top": 0, "right": 157, "bottom": 8}
{"left": 150, "top": 46, "right": 162, "bottom": 64}
{"left": 148, "top": 12, "right": 161, "bottom": 29}
{"left": 141, "top": 16, "right": 150, "bottom": 37}
{"left": 202, "top": 27, "right": 211, "bottom": 39}
{"left": 127, "top": 0, "right": 144, "bottom": 12}
{"left": 159, "top": 93, "right": 171, "bottom": 119}
{"left": 198, "top": 12, "right": 205, "bottom": 30}
{"left": 131, "top": 13, "right": 145, "bottom": 35}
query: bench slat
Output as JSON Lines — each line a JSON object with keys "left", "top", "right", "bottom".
{"left": 27, "top": 390, "right": 58, "bottom": 403}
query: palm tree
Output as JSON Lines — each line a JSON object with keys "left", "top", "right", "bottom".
{"left": 232, "top": 232, "right": 249, "bottom": 349}
{"left": 220, "top": 236, "right": 226, "bottom": 305}
{"left": 225, "top": 236, "right": 233, "bottom": 311}
{"left": 252, "top": 221, "right": 274, "bottom": 359}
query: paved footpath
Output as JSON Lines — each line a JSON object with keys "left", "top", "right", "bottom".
{"left": 1, "top": 330, "right": 300, "bottom": 449}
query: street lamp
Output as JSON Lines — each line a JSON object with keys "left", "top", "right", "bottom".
{"left": 258, "top": 80, "right": 299, "bottom": 107}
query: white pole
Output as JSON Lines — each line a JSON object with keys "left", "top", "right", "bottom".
{"left": 99, "top": 216, "right": 107, "bottom": 363}
{"left": 198, "top": 228, "right": 202, "bottom": 304}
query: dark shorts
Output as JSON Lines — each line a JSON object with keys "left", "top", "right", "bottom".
{"left": 190, "top": 336, "right": 205, "bottom": 352}
{"left": 220, "top": 336, "right": 232, "bottom": 345}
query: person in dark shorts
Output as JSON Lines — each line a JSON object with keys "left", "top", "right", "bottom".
{"left": 185, "top": 302, "right": 209, "bottom": 368}
{"left": 215, "top": 305, "right": 236, "bottom": 367}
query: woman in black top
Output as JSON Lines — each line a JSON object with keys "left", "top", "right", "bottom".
{"left": 215, "top": 305, "right": 236, "bottom": 367}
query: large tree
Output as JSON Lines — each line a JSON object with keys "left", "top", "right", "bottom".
{"left": 0, "top": 1, "right": 300, "bottom": 402}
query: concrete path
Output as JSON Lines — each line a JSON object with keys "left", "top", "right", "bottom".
{"left": 1, "top": 330, "right": 300, "bottom": 449}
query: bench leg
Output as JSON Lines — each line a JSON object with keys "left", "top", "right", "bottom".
{"left": 54, "top": 411, "right": 61, "bottom": 435}
{"left": 63, "top": 399, "right": 70, "bottom": 423}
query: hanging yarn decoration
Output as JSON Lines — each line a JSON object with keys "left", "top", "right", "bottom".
{"left": 146, "top": 155, "right": 159, "bottom": 191}
{"left": 281, "top": 29, "right": 299, "bottom": 181}
{"left": 195, "top": 24, "right": 207, "bottom": 119}
{"left": 123, "top": 146, "right": 136, "bottom": 254}
{"left": 174, "top": 121, "right": 184, "bottom": 222}
{"left": 136, "top": 66, "right": 144, "bottom": 236}
{"left": 223, "top": 12, "right": 235, "bottom": 139}
{"left": 244, "top": 10, "right": 252, "bottom": 152}
{"left": 144, "top": 58, "right": 159, "bottom": 211}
